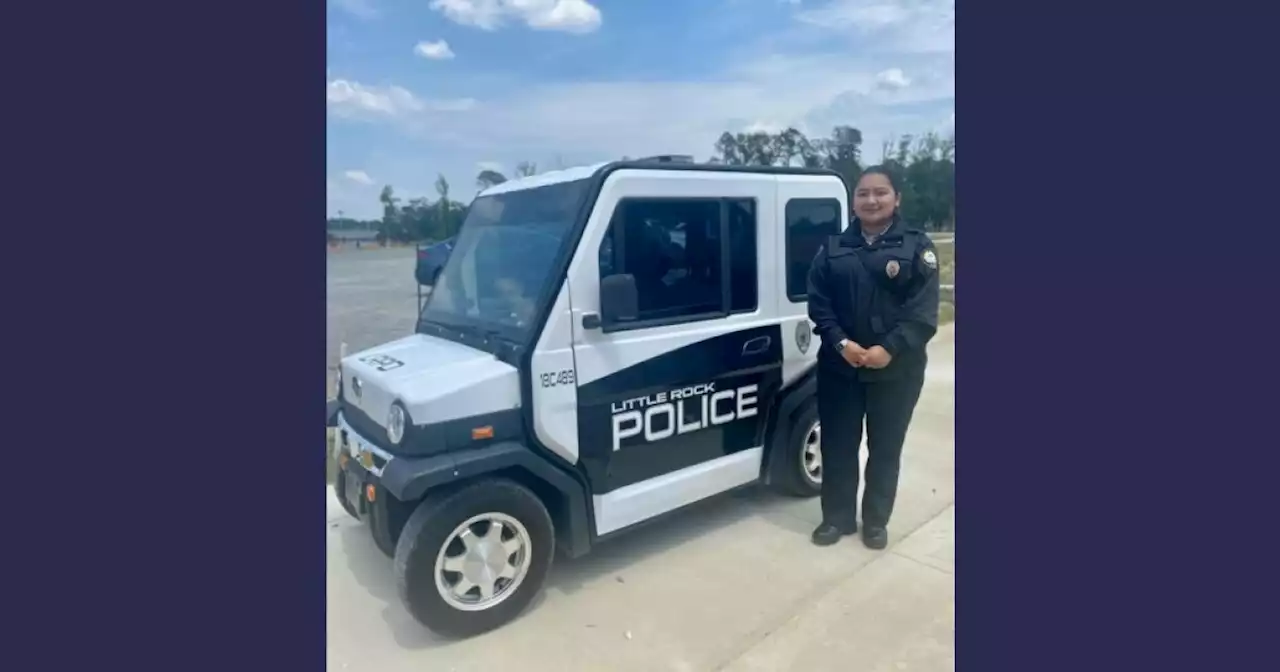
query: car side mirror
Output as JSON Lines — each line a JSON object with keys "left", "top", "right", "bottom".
{"left": 600, "top": 273, "right": 639, "bottom": 325}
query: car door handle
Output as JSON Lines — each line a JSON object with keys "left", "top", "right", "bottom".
{"left": 742, "top": 336, "right": 771, "bottom": 356}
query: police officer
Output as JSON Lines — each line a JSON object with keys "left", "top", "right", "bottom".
{"left": 806, "top": 166, "right": 941, "bottom": 550}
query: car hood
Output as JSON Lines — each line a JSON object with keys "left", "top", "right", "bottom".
{"left": 339, "top": 333, "right": 520, "bottom": 429}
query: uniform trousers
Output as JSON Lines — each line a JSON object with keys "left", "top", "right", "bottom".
{"left": 817, "top": 366, "right": 925, "bottom": 529}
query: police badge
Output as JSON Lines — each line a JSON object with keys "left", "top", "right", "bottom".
{"left": 923, "top": 249, "right": 939, "bottom": 269}
{"left": 886, "top": 259, "right": 900, "bottom": 279}
{"left": 796, "top": 320, "right": 812, "bottom": 354}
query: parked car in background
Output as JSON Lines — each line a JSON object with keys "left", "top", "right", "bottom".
{"left": 414, "top": 238, "right": 455, "bottom": 286}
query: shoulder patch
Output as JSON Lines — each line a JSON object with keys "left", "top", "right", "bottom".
{"left": 922, "top": 248, "right": 939, "bottom": 269}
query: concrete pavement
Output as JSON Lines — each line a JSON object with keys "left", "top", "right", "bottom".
{"left": 326, "top": 324, "right": 954, "bottom": 672}
{"left": 721, "top": 506, "right": 954, "bottom": 672}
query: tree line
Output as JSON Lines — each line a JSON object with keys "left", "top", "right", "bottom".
{"left": 325, "top": 124, "right": 956, "bottom": 244}
{"left": 711, "top": 126, "right": 955, "bottom": 231}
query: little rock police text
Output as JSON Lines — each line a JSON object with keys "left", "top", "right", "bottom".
{"left": 611, "top": 382, "right": 759, "bottom": 451}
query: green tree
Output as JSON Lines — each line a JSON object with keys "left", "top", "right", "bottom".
{"left": 476, "top": 169, "right": 507, "bottom": 191}
{"left": 377, "top": 185, "right": 404, "bottom": 243}
{"left": 434, "top": 174, "right": 455, "bottom": 240}
{"left": 345, "top": 122, "right": 953, "bottom": 249}
{"left": 711, "top": 124, "right": 954, "bottom": 231}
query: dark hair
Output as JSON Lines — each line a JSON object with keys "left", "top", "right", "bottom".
{"left": 854, "top": 165, "right": 901, "bottom": 194}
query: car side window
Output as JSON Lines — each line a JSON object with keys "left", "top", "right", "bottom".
{"left": 599, "top": 197, "right": 758, "bottom": 326}
{"left": 726, "top": 199, "right": 758, "bottom": 313}
{"left": 784, "top": 198, "right": 842, "bottom": 302}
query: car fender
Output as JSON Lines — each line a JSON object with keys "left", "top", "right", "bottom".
{"left": 761, "top": 367, "right": 818, "bottom": 482}
{"left": 379, "top": 441, "right": 593, "bottom": 557}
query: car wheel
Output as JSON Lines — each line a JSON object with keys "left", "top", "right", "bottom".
{"left": 768, "top": 400, "right": 822, "bottom": 497}
{"left": 394, "top": 479, "right": 555, "bottom": 638}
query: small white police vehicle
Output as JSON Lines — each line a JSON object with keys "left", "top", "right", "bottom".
{"left": 327, "top": 158, "right": 848, "bottom": 638}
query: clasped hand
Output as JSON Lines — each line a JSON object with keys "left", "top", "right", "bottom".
{"left": 841, "top": 341, "right": 892, "bottom": 369}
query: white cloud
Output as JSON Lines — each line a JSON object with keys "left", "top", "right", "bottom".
{"left": 328, "top": 79, "right": 424, "bottom": 116}
{"left": 414, "top": 39, "right": 456, "bottom": 60}
{"left": 875, "top": 67, "right": 910, "bottom": 90}
{"left": 797, "top": 0, "right": 908, "bottom": 29}
{"left": 795, "top": 0, "right": 954, "bottom": 55}
{"left": 344, "top": 170, "right": 375, "bottom": 185}
{"left": 744, "top": 121, "right": 786, "bottom": 134}
{"left": 326, "top": 1, "right": 952, "bottom": 215}
{"left": 327, "top": 77, "right": 477, "bottom": 118}
{"left": 331, "top": 0, "right": 378, "bottom": 20}
{"left": 327, "top": 41, "right": 952, "bottom": 169}
{"left": 429, "top": 0, "right": 602, "bottom": 34}
{"left": 384, "top": 49, "right": 951, "bottom": 165}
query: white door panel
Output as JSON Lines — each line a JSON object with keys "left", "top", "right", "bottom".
{"left": 529, "top": 285, "right": 580, "bottom": 464}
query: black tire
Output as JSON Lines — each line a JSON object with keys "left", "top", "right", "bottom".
{"left": 333, "top": 472, "right": 360, "bottom": 520}
{"left": 368, "top": 492, "right": 401, "bottom": 558}
{"left": 767, "top": 399, "right": 822, "bottom": 497}
{"left": 394, "top": 478, "right": 555, "bottom": 639}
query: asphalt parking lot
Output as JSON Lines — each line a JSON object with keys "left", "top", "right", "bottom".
{"left": 326, "top": 247, "right": 422, "bottom": 387}
{"left": 325, "top": 247, "right": 956, "bottom": 672}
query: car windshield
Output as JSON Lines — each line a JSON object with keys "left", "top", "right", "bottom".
{"left": 417, "top": 178, "right": 590, "bottom": 344}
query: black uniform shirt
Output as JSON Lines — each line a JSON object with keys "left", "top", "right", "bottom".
{"left": 806, "top": 218, "right": 941, "bottom": 381}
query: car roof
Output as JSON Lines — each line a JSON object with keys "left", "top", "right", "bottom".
{"left": 476, "top": 161, "right": 846, "bottom": 198}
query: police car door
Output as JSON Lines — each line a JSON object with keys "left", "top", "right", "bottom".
{"left": 568, "top": 171, "right": 783, "bottom": 535}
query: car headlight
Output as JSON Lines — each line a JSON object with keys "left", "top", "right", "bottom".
{"left": 387, "top": 404, "right": 407, "bottom": 445}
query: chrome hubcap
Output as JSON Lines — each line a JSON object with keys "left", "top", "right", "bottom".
{"left": 435, "top": 513, "right": 532, "bottom": 611}
{"left": 802, "top": 420, "right": 822, "bottom": 484}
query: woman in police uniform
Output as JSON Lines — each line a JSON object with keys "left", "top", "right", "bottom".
{"left": 806, "top": 166, "right": 941, "bottom": 549}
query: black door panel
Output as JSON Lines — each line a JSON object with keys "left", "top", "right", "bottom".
{"left": 575, "top": 324, "right": 783, "bottom": 493}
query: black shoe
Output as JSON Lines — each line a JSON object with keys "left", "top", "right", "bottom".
{"left": 811, "top": 521, "right": 858, "bottom": 546}
{"left": 861, "top": 525, "right": 888, "bottom": 550}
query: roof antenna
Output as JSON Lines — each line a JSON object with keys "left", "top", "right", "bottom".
{"left": 633, "top": 154, "right": 695, "bottom": 164}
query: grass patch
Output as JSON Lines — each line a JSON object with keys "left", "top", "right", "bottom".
{"left": 933, "top": 240, "right": 955, "bottom": 286}
{"left": 938, "top": 300, "right": 955, "bottom": 325}
{"left": 933, "top": 241, "right": 955, "bottom": 324}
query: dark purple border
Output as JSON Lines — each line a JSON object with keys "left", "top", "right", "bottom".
{"left": 964, "top": 3, "right": 1280, "bottom": 670}
{"left": 9, "top": 2, "right": 327, "bottom": 667}
{"left": 17, "top": 1, "right": 1276, "bottom": 669}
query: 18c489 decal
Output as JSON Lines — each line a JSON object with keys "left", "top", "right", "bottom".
{"left": 539, "top": 369, "right": 576, "bottom": 388}
{"left": 611, "top": 381, "right": 759, "bottom": 452}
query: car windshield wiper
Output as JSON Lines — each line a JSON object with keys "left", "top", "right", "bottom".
{"left": 428, "top": 319, "right": 514, "bottom": 348}
{"left": 465, "top": 324, "right": 511, "bottom": 344}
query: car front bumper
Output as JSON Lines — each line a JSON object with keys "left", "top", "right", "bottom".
{"left": 331, "top": 411, "right": 407, "bottom": 550}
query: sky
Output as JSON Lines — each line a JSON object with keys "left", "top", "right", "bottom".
{"left": 326, "top": 0, "right": 955, "bottom": 220}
